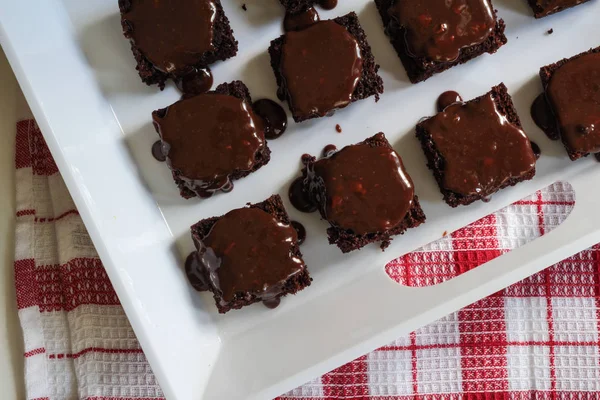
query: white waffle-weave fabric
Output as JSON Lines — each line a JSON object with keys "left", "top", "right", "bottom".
{"left": 14, "top": 119, "right": 600, "bottom": 400}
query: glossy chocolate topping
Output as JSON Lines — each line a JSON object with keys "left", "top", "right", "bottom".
{"left": 291, "top": 221, "right": 307, "bottom": 245}
{"left": 389, "top": 0, "right": 495, "bottom": 62}
{"left": 531, "top": 141, "right": 541, "bottom": 160}
{"left": 151, "top": 140, "right": 167, "bottom": 162}
{"left": 530, "top": 93, "right": 557, "bottom": 138}
{"left": 437, "top": 90, "right": 463, "bottom": 112}
{"left": 153, "top": 93, "right": 266, "bottom": 194}
{"left": 546, "top": 52, "right": 600, "bottom": 154}
{"left": 320, "top": 0, "right": 338, "bottom": 10}
{"left": 197, "top": 207, "right": 305, "bottom": 303}
{"left": 281, "top": 20, "right": 363, "bottom": 119}
{"left": 322, "top": 144, "right": 338, "bottom": 158}
{"left": 284, "top": 7, "right": 320, "bottom": 32}
{"left": 421, "top": 92, "right": 536, "bottom": 196}
{"left": 185, "top": 251, "right": 209, "bottom": 291}
{"left": 289, "top": 177, "right": 318, "bottom": 213}
{"left": 123, "top": 0, "right": 217, "bottom": 74}
{"left": 175, "top": 68, "right": 213, "bottom": 95}
{"left": 252, "top": 99, "right": 288, "bottom": 139}
{"left": 309, "top": 134, "right": 415, "bottom": 235}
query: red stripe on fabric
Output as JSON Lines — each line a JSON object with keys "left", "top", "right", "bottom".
{"left": 385, "top": 250, "right": 457, "bottom": 287}
{"left": 278, "top": 391, "right": 600, "bottom": 400}
{"left": 29, "top": 122, "right": 58, "bottom": 176}
{"left": 409, "top": 332, "right": 418, "bottom": 395}
{"left": 35, "top": 209, "right": 79, "bottom": 223}
{"left": 14, "top": 259, "right": 38, "bottom": 309}
{"left": 86, "top": 398, "right": 166, "bottom": 400}
{"left": 24, "top": 348, "right": 46, "bottom": 357}
{"left": 537, "top": 191, "right": 557, "bottom": 395}
{"left": 458, "top": 297, "right": 509, "bottom": 392}
{"left": 15, "top": 120, "right": 32, "bottom": 169}
{"left": 513, "top": 200, "right": 575, "bottom": 206}
{"left": 32, "top": 258, "right": 118, "bottom": 312}
{"left": 453, "top": 214, "right": 509, "bottom": 392}
{"left": 16, "top": 209, "right": 35, "bottom": 217}
{"left": 592, "top": 244, "right": 600, "bottom": 392}
{"left": 48, "top": 347, "right": 144, "bottom": 360}
{"left": 379, "top": 339, "right": 600, "bottom": 352}
{"left": 322, "top": 355, "right": 369, "bottom": 398}
{"left": 503, "top": 248, "right": 600, "bottom": 298}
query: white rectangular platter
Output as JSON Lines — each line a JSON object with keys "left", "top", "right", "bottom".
{"left": 1, "top": 0, "right": 600, "bottom": 398}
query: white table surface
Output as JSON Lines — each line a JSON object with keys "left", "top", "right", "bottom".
{"left": 0, "top": 44, "right": 30, "bottom": 400}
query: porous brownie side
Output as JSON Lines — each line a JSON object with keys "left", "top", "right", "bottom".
{"left": 278, "top": 0, "right": 317, "bottom": 14}
{"left": 374, "top": 0, "right": 507, "bottom": 83}
{"left": 190, "top": 195, "right": 311, "bottom": 313}
{"left": 304, "top": 134, "right": 426, "bottom": 253}
{"left": 268, "top": 12, "right": 384, "bottom": 123}
{"left": 416, "top": 83, "right": 536, "bottom": 207}
{"left": 119, "top": 0, "right": 238, "bottom": 89}
{"left": 527, "top": 0, "right": 591, "bottom": 18}
{"left": 539, "top": 46, "right": 600, "bottom": 160}
{"left": 153, "top": 81, "right": 271, "bottom": 199}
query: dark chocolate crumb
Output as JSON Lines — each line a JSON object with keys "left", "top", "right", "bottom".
{"left": 547, "top": 28, "right": 553, "bottom": 34}
{"left": 242, "top": 3, "right": 247, "bottom": 10}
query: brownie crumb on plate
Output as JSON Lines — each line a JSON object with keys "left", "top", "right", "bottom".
{"left": 527, "top": 0, "right": 591, "bottom": 18}
{"left": 269, "top": 12, "right": 384, "bottom": 123}
{"left": 536, "top": 46, "right": 600, "bottom": 160}
{"left": 188, "top": 195, "right": 311, "bottom": 313}
{"left": 152, "top": 81, "right": 271, "bottom": 199}
{"left": 301, "top": 133, "right": 425, "bottom": 253}
{"left": 416, "top": 84, "right": 537, "bottom": 207}
{"left": 119, "top": 0, "right": 238, "bottom": 89}
{"left": 374, "top": 0, "right": 507, "bottom": 83}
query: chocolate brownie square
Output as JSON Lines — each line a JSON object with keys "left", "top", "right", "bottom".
{"left": 152, "top": 81, "right": 271, "bottom": 199}
{"left": 119, "top": 0, "right": 238, "bottom": 89}
{"left": 302, "top": 133, "right": 426, "bottom": 253}
{"left": 527, "top": 0, "right": 591, "bottom": 18}
{"left": 188, "top": 195, "right": 311, "bottom": 313}
{"left": 416, "top": 84, "right": 537, "bottom": 207}
{"left": 374, "top": 0, "right": 507, "bottom": 83}
{"left": 537, "top": 47, "right": 600, "bottom": 160}
{"left": 269, "top": 12, "right": 384, "bottom": 123}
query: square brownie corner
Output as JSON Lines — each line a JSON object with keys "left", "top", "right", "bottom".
{"left": 526, "top": 0, "right": 592, "bottom": 18}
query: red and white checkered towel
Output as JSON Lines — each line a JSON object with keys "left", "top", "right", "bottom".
{"left": 14, "top": 119, "right": 600, "bottom": 399}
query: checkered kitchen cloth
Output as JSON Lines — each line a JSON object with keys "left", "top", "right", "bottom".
{"left": 14, "top": 119, "right": 600, "bottom": 399}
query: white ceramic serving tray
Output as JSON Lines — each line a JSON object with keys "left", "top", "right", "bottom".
{"left": 2, "top": 0, "right": 600, "bottom": 398}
